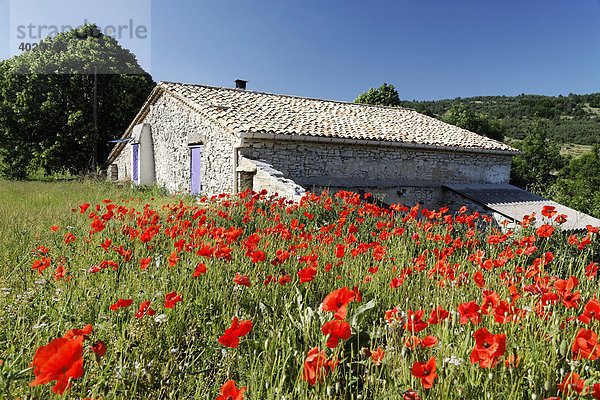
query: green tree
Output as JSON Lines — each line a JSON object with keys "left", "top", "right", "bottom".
{"left": 0, "top": 24, "right": 154, "bottom": 179}
{"left": 354, "top": 83, "right": 401, "bottom": 107}
{"left": 510, "top": 119, "right": 565, "bottom": 193}
{"left": 441, "top": 104, "right": 505, "bottom": 142}
{"left": 549, "top": 145, "right": 600, "bottom": 218}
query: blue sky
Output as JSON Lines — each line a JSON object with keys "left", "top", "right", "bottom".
{"left": 1, "top": 0, "right": 599, "bottom": 101}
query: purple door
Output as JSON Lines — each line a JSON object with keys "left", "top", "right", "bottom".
{"left": 190, "top": 146, "right": 203, "bottom": 194}
{"left": 132, "top": 144, "right": 139, "bottom": 184}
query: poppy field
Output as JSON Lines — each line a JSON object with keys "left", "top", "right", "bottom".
{"left": 1, "top": 180, "right": 600, "bottom": 399}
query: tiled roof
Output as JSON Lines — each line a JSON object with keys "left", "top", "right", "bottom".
{"left": 159, "top": 82, "right": 518, "bottom": 152}
{"left": 445, "top": 184, "right": 600, "bottom": 231}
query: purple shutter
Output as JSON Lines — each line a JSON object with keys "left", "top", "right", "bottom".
{"left": 132, "top": 144, "right": 139, "bottom": 184}
{"left": 190, "top": 146, "right": 203, "bottom": 194}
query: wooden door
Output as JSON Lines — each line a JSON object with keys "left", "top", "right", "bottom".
{"left": 190, "top": 146, "right": 203, "bottom": 194}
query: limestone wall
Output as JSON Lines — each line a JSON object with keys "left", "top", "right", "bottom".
{"left": 239, "top": 139, "right": 512, "bottom": 186}
{"left": 111, "top": 93, "right": 237, "bottom": 196}
{"left": 239, "top": 139, "right": 512, "bottom": 210}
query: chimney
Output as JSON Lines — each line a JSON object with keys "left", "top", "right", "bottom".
{"left": 234, "top": 79, "right": 248, "bottom": 90}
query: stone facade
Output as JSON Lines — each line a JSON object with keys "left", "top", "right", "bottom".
{"left": 112, "top": 93, "right": 237, "bottom": 196}
{"left": 238, "top": 138, "right": 512, "bottom": 209}
{"left": 108, "top": 87, "right": 514, "bottom": 212}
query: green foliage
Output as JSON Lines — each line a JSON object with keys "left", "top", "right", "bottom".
{"left": 510, "top": 120, "right": 566, "bottom": 193}
{"left": 441, "top": 104, "right": 505, "bottom": 141}
{"left": 398, "top": 93, "right": 600, "bottom": 145}
{"left": 549, "top": 144, "right": 600, "bottom": 218}
{"left": 353, "top": 83, "right": 401, "bottom": 107}
{"left": 0, "top": 24, "right": 154, "bottom": 179}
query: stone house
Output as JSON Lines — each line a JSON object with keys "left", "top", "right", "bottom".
{"left": 105, "top": 81, "right": 600, "bottom": 230}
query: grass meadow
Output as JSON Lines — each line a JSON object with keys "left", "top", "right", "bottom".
{"left": 1, "top": 180, "right": 600, "bottom": 399}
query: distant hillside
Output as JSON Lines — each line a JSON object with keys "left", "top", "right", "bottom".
{"left": 400, "top": 93, "right": 600, "bottom": 145}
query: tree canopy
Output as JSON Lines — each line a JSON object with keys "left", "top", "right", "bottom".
{"left": 441, "top": 105, "right": 505, "bottom": 142}
{"left": 549, "top": 144, "right": 600, "bottom": 218}
{"left": 353, "top": 83, "right": 401, "bottom": 107}
{"left": 510, "top": 120, "right": 565, "bottom": 193}
{"left": 0, "top": 24, "right": 154, "bottom": 179}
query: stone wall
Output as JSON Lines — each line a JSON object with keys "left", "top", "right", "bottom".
{"left": 111, "top": 93, "right": 237, "bottom": 196}
{"left": 239, "top": 139, "right": 512, "bottom": 186}
{"left": 238, "top": 138, "right": 512, "bottom": 210}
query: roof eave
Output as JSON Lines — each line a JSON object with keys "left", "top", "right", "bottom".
{"left": 238, "top": 132, "right": 522, "bottom": 156}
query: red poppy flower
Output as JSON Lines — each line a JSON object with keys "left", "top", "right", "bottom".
{"left": 557, "top": 373, "right": 588, "bottom": 396}
{"left": 193, "top": 263, "right": 207, "bottom": 277}
{"left": 110, "top": 299, "right": 133, "bottom": 311}
{"left": 403, "top": 335, "right": 421, "bottom": 350}
{"left": 79, "top": 203, "right": 90, "bottom": 213}
{"left": 322, "top": 287, "right": 356, "bottom": 320}
{"left": 586, "top": 262, "right": 599, "bottom": 279}
{"left": 218, "top": 317, "right": 252, "bottom": 348}
{"left": 90, "top": 341, "right": 107, "bottom": 357}
{"left": 300, "top": 347, "right": 337, "bottom": 385}
{"left": 32, "top": 257, "right": 51, "bottom": 274}
{"left": 29, "top": 335, "right": 84, "bottom": 395}
{"left": 63, "top": 324, "right": 93, "bottom": 339}
{"left": 427, "top": 306, "right": 449, "bottom": 324}
{"left": 572, "top": 328, "right": 600, "bottom": 360}
{"left": 404, "top": 310, "right": 429, "bottom": 333}
{"left": 535, "top": 224, "right": 554, "bottom": 238}
{"left": 371, "top": 346, "right": 385, "bottom": 366}
{"left": 372, "top": 245, "right": 386, "bottom": 261}
{"left": 541, "top": 205, "right": 557, "bottom": 218}
{"left": 421, "top": 335, "right": 438, "bottom": 348}
{"left": 579, "top": 298, "right": 600, "bottom": 324}
{"left": 473, "top": 271, "right": 486, "bottom": 288}
{"left": 168, "top": 251, "right": 181, "bottom": 268}
{"left": 139, "top": 257, "right": 152, "bottom": 270}
{"left": 493, "top": 301, "right": 513, "bottom": 324}
{"left": 470, "top": 327, "right": 506, "bottom": 368}
{"left": 555, "top": 214, "right": 567, "bottom": 224}
{"left": 411, "top": 357, "right": 438, "bottom": 389}
{"left": 165, "top": 291, "right": 183, "bottom": 308}
{"left": 592, "top": 383, "right": 600, "bottom": 400}
{"left": 481, "top": 290, "right": 500, "bottom": 315}
{"left": 135, "top": 301, "right": 156, "bottom": 319}
{"left": 321, "top": 320, "right": 352, "bottom": 348}
{"left": 298, "top": 266, "right": 318, "bottom": 284}
{"left": 458, "top": 301, "right": 482, "bottom": 325}
{"left": 216, "top": 379, "right": 246, "bottom": 400}
{"left": 335, "top": 244, "right": 345, "bottom": 258}
{"left": 586, "top": 225, "right": 599, "bottom": 234}
{"left": 249, "top": 250, "right": 266, "bottom": 263}
{"left": 233, "top": 273, "right": 251, "bottom": 287}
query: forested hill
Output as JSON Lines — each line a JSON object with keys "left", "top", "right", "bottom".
{"left": 399, "top": 93, "right": 600, "bottom": 144}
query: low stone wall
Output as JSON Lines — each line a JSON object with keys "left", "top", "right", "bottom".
{"left": 238, "top": 157, "right": 306, "bottom": 201}
{"left": 238, "top": 139, "right": 512, "bottom": 187}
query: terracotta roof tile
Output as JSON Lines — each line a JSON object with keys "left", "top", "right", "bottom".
{"left": 159, "top": 82, "right": 518, "bottom": 152}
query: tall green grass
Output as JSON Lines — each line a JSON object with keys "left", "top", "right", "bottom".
{"left": 0, "top": 181, "right": 598, "bottom": 399}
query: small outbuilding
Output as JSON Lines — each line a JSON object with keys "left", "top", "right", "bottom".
{"left": 105, "top": 81, "right": 600, "bottom": 230}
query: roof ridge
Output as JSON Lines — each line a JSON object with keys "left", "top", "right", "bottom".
{"left": 157, "top": 81, "right": 416, "bottom": 112}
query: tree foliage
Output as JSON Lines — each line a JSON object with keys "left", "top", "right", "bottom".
{"left": 441, "top": 105, "right": 505, "bottom": 141}
{"left": 398, "top": 93, "right": 600, "bottom": 145}
{"left": 353, "top": 83, "right": 401, "bottom": 107}
{"left": 510, "top": 120, "right": 565, "bottom": 193}
{"left": 0, "top": 24, "right": 154, "bottom": 179}
{"left": 549, "top": 145, "right": 600, "bottom": 218}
